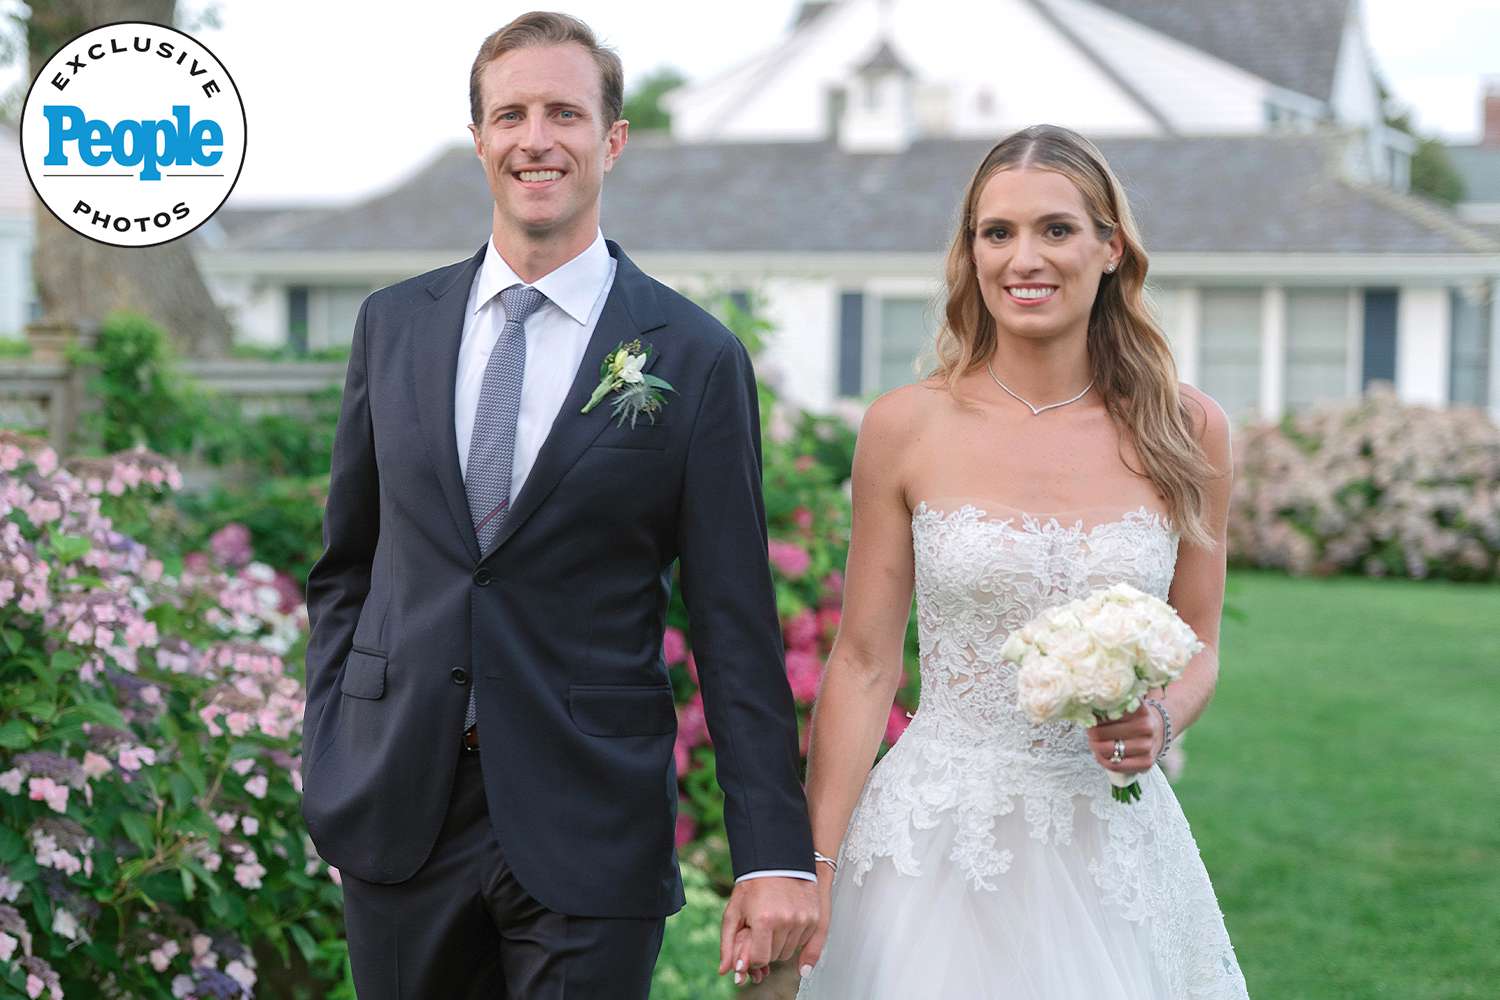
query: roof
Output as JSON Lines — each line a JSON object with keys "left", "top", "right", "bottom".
{"left": 1447, "top": 144, "right": 1500, "bottom": 204}
{"left": 854, "top": 39, "right": 914, "bottom": 78}
{"left": 226, "top": 132, "right": 1500, "bottom": 258}
{"left": 1086, "top": 0, "right": 1350, "bottom": 102}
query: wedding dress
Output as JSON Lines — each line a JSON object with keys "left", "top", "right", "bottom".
{"left": 798, "top": 501, "right": 1249, "bottom": 999}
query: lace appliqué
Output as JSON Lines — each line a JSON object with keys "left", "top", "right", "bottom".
{"left": 836, "top": 503, "right": 1247, "bottom": 998}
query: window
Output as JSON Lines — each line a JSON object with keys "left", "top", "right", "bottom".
{"left": 1198, "top": 289, "right": 1262, "bottom": 421}
{"left": 875, "top": 296, "right": 936, "bottom": 392}
{"left": 309, "top": 286, "right": 373, "bottom": 351}
{"left": 1284, "top": 290, "right": 1351, "bottom": 410}
{"left": 1450, "top": 287, "right": 1492, "bottom": 407}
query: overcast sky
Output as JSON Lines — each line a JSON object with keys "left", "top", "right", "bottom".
{"left": 6, "top": 0, "right": 1496, "bottom": 205}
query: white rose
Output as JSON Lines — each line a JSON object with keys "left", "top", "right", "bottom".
{"left": 1017, "top": 655, "right": 1075, "bottom": 723}
{"left": 1000, "top": 631, "right": 1030, "bottom": 663}
{"left": 1083, "top": 601, "right": 1146, "bottom": 651}
{"left": 1074, "top": 646, "right": 1141, "bottom": 710}
{"left": 1044, "top": 627, "right": 1097, "bottom": 666}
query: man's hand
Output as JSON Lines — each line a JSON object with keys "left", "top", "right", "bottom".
{"left": 718, "top": 876, "right": 819, "bottom": 986}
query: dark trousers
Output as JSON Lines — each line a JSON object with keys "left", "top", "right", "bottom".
{"left": 340, "top": 751, "right": 666, "bottom": 999}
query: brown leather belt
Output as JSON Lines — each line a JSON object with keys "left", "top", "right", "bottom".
{"left": 463, "top": 724, "right": 480, "bottom": 752}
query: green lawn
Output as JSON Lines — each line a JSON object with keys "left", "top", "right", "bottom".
{"left": 1175, "top": 571, "right": 1500, "bottom": 1000}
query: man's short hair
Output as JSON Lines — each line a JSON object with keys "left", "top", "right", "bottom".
{"left": 468, "top": 12, "right": 625, "bottom": 128}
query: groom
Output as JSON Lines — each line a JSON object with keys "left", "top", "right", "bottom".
{"left": 299, "top": 11, "right": 818, "bottom": 998}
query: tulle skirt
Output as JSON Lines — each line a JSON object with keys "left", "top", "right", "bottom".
{"left": 797, "top": 750, "right": 1249, "bottom": 999}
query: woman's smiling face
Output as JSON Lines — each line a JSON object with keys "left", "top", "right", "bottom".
{"left": 971, "top": 167, "right": 1121, "bottom": 341}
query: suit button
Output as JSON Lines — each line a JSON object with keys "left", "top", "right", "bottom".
{"left": 451, "top": 667, "right": 468, "bottom": 685}
{"left": 472, "top": 567, "right": 492, "bottom": 586}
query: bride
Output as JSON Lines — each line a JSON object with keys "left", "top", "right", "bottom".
{"left": 793, "top": 125, "right": 1249, "bottom": 998}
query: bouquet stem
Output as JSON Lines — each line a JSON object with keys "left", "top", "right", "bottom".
{"left": 1107, "top": 768, "right": 1143, "bottom": 804}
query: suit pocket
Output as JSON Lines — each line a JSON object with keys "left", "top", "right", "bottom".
{"left": 340, "top": 648, "right": 387, "bottom": 700}
{"left": 568, "top": 683, "right": 676, "bottom": 737}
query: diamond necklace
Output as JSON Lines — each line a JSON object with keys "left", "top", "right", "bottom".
{"left": 985, "top": 362, "right": 1094, "bottom": 416}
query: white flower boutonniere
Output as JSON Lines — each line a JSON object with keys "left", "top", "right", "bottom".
{"left": 581, "top": 339, "right": 675, "bottom": 427}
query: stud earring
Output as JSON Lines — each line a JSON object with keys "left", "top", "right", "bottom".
{"left": 1104, "top": 262, "right": 1117, "bottom": 274}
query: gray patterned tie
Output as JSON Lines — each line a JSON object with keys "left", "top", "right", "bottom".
{"left": 463, "top": 283, "right": 546, "bottom": 731}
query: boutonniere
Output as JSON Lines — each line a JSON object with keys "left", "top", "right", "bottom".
{"left": 580, "top": 339, "right": 675, "bottom": 427}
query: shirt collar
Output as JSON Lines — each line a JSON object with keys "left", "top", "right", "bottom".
{"left": 473, "top": 230, "right": 611, "bottom": 326}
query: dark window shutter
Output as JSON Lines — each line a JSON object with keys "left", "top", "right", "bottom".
{"left": 287, "top": 286, "right": 310, "bottom": 356}
{"left": 1361, "top": 289, "right": 1398, "bottom": 390}
{"left": 838, "top": 291, "right": 864, "bottom": 397}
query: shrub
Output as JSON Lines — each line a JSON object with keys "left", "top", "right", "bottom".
{"left": 0, "top": 432, "right": 342, "bottom": 999}
{"left": 1229, "top": 387, "right": 1500, "bottom": 581}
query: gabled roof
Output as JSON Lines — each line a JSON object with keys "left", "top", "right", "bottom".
{"left": 1086, "top": 0, "right": 1351, "bottom": 102}
{"left": 224, "top": 132, "right": 1499, "bottom": 258}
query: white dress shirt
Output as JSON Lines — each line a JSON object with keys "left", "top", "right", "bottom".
{"left": 456, "top": 230, "right": 615, "bottom": 489}
{"left": 455, "top": 231, "right": 813, "bottom": 886}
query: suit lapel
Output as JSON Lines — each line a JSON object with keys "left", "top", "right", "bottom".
{"left": 411, "top": 244, "right": 487, "bottom": 563}
{"left": 484, "top": 241, "right": 666, "bottom": 557}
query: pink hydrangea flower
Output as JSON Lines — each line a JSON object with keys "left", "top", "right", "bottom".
{"left": 0, "top": 769, "right": 22, "bottom": 795}
{"left": 783, "top": 609, "right": 819, "bottom": 651}
{"left": 244, "top": 774, "right": 268, "bottom": 799}
{"left": 233, "top": 860, "right": 266, "bottom": 890}
{"left": 785, "top": 650, "right": 823, "bottom": 704}
{"left": 674, "top": 812, "right": 697, "bottom": 848}
{"left": 768, "top": 540, "right": 811, "bottom": 578}
{"left": 662, "top": 626, "right": 687, "bottom": 666}
{"left": 81, "top": 752, "right": 111, "bottom": 779}
{"left": 210, "top": 523, "right": 253, "bottom": 568}
{"left": 885, "top": 704, "right": 912, "bottom": 745}
{"left": 117, "top": 746, "right": 156, "bottom": 772}
{"left": 793, "top": 506, "right": 814, "bottom": 532}
{"left": 817, "top": 608, "right": 842, "bottom": 640}
{"left": 820, "top": 571, "right": 844, "bottom": 605}
{"left": 28, "top": 777, "right": 68, "bottom": 813}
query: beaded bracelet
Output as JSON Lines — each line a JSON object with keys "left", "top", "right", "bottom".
{"left": 1144, "top": 696, "right": 1173, "bottom": 765}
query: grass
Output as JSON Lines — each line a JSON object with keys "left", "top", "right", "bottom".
{"left": 1175, "top": 571, "right": 1500, "bottom": 999}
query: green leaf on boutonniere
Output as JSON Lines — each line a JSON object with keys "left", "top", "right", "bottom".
{"left": 581, "top": 340, "right": 675, "bottom": 426}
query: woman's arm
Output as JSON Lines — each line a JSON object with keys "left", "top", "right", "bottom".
{"left": 797, "top": 387, "right": 923, "bottom": 971}
{"left": 1088, "top": 384, "right": 1234, "bottom": 772}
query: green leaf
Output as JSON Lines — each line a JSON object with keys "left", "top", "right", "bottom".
{"left": 50, "top": 534, "right": 91, "bottom": 563}
{"left": 0, "top": 629, "right": 21, "bottom": 656}
{"left": 180, "top": 865, "right": 196, "bottom": 901}
{"left": 0, "top": 826, "right": 24, "bottom": 863}
{"left": 71, "top": 699, "right": 128, "bottom": 729}
{"left": 119, "top": 811, "right": 156, "bottom": 853}
{"left": 288, "top": 923, "right": 320, "bottom": 964}
{"left": 0, "top": 719, "right": 31, "bottom": 750}
{"left": 643, "top": 373, "right": 676, "bottom": 392}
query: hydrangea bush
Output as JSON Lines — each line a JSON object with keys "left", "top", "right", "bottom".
{"left": 0, "top": 432, "right": 344, "bottom": 1000}
{"left": 668, "top": 385, "right": 921, "bottom": 887}
{"left": 1230, "top": 387, "right": 1500, "bottom": 581}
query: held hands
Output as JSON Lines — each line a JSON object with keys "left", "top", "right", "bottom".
{"left": 792, "top": 865, "right": 836, "bottom": 981}
{"left": 718, "top": 876, "right": 819, "bottom": 987}
{"left": 1087, "top": 701, "right": 1164, "bottom": 775}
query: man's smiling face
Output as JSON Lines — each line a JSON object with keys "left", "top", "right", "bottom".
{"left": 469, "top": 43, "right": 627, "bottom": 244}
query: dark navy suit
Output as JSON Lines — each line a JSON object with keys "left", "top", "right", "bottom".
{"left": 300, "top": 242, "right": 813, "bottom": 997}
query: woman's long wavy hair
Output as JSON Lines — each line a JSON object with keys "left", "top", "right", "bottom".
{"left": 931, "top": 124, "right": 1217, "bottom": 547}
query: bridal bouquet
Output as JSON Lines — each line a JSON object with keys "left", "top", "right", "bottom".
{"left": 1001, "top": 582, "right": 1203, "bottom": 803}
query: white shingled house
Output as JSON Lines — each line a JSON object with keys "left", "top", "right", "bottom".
{"left": 196, "top": 0, "right": 1500, "bottom": 420}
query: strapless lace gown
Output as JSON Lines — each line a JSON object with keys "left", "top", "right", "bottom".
{"left": 798, "top": 502, "right": 1249, "bottom": 999}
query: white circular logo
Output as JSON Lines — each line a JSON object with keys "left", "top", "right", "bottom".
{"left": 19, "top": 21, "right": 247, "bottom": 248}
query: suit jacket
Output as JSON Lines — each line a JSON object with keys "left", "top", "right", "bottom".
{"left": 300, "top": 241, "right": 813, "bottom": 919}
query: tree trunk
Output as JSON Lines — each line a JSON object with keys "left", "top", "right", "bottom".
{"left": 26, "top": 0, "right": 235, "bottom": 358}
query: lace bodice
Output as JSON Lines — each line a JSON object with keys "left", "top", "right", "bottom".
{"left": 841, "top": 502, "right": 1185, "bottom": 890}
{"left": 906, "top": 501, "right": 1179, "bottom": 760}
